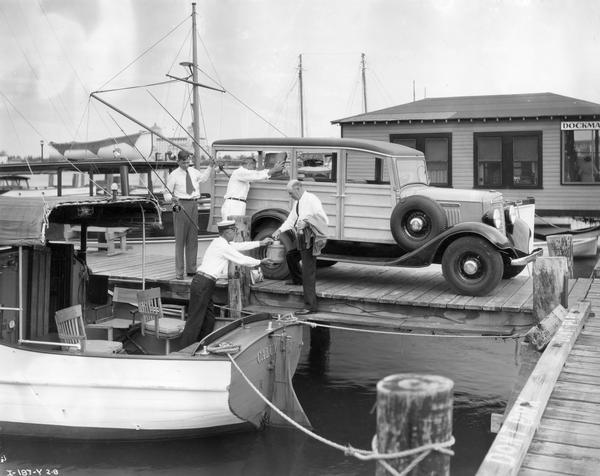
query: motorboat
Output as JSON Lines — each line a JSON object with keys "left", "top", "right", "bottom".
{"left": 0, "top": 195, "right": 308, "bottom": 439}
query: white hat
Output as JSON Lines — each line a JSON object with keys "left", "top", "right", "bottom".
{"left": 217, "top": 219, "right": 236, "bottom": 231}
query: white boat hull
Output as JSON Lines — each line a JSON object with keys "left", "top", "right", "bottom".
{"left": 0, "top": 346, "right": 244, "bottom": 438}
{"left": 0, "top": 317, "right": 308, "bottom": 439}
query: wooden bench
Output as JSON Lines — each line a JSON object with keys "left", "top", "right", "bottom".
{"left": 64, "top": 225, "right": 129, "bottom": 256}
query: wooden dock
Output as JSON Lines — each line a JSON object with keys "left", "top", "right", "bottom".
{"left": 85, "top": 245, "right": 591, "bottom": 335}
{"left": 477, "top": 280, "right": 600, "bottom": 475}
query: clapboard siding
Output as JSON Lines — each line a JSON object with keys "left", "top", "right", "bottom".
{"left": 341, "top": 120, "right": 600, "bottom": 215}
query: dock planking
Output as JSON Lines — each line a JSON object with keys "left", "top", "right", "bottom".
{"left": 85, "top": 246, "right": 565, "bottom": 334}
{"left": 477, "top": 279, "right": 600, "bottom": 475}
{"left": 86, "top": 247, "right": 596, "bottom": 334}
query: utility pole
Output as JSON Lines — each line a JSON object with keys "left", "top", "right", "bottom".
{"left": 191, "top": 2, "right": 201, "bottom": 166}
{"left": 298, "top": 54, "right": 304, "bottom": 137}
{"left": 361, "top": 53, "right": 368, "bottom": 113}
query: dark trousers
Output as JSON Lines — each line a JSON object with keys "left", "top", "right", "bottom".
{"left": 180, "top": 274, "right": 215, "bottom": 347}
{"left": 173, "top": 200, "right": 199, "bottom": 276}
{"left": 286, "top": 247, "right": 318, "bottom": 312}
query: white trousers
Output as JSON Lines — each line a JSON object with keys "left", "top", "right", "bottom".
{"left": 221, "top": 199, "right": 247, "bottom": 220}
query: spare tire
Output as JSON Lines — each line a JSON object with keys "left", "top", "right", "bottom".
{"left": 390, "top": 195, "right": 448, "bottom": 250}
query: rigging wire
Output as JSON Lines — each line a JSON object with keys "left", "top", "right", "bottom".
{"left": 191, "top": 64, "right": 288, "bottom": 137}
{"left": 97, "top": 15, "right": 189, "bottom": 91}
{"left": 34, "top": 0, "right": 90, "bottom": 98}
{"left": 107, "top": 112, "right": 202, "bottom": 231}
{"left": 1, "top": 95, "right": 32, "bottom": 174}
{"left": 93, "top": 79, "right": 179, "bottom": 95}
{"left": 0, "top": 4, "right": 70, "bottom": 136}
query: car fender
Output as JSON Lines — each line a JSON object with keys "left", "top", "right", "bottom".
{"left": 390, "top": 222, "right": 514, "bottom": 267}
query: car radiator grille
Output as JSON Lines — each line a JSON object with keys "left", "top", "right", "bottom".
{"left": 442, "top": 203, "right": 461, "bottom": 226}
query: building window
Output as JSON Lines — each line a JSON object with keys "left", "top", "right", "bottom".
{"left": 562, "top": 128, "right": 600, "bottom": 184}
{"left": 474, "top": 132, "right": 542, "bottom": 189}
{"left": 390, "top": 133, "right": 451, "bottom": 186}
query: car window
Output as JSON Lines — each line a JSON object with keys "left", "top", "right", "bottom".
{"left": 216, "top": 150, "right": 289, "bottom": 181}
{"left": 345, "top": 152, "right": 389, "bottom": 184}
{"left": 296, "top": 151, "right": 336, "bottom": 182}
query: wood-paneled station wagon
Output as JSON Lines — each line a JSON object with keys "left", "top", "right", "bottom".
{"left": 209, "top": 138, "right": 542, "bottom": 296}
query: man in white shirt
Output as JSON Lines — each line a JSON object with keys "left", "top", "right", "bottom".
{"left": 164, "top": 150, "right": 214, "bottom": 279}
{"left": 221, "top": 156, "right": 285, "bottom": 220}
{"left": 179, "top": 219, "right": 274, "bottom": 347}
{"left": 272, "top": 180, "right": 329, "bottom": 315}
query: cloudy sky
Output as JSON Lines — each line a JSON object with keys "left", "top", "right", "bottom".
{"left": 1, "top": 0, "right": 600, "bottom": 156}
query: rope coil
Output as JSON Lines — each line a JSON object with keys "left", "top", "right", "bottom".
{"left": 206, "top": 341, "right": 241, "bottom": 354}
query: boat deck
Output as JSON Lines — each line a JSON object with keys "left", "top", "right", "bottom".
{"left": 86, "top": 246, "right": 592, "bottom": 335}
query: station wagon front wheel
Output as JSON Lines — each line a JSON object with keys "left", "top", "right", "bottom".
{"left": 441, "top": 236, "right": 503, "bottom": 296}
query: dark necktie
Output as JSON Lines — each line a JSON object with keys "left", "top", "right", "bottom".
{"left": 185, "top": 169, "right": 194, "bottom": 195}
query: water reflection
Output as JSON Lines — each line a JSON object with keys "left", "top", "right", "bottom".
{"left": 0, "top": 327, "right": 520, "bottom": 475}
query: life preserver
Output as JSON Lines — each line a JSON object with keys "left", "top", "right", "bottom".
{"left": 390, "top": 195, "right": 447, "bottom": 250}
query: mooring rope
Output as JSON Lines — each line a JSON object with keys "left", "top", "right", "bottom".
{"left": 227, "top": 354, "right": 455, "bottom": 474}
{"left": 299, "top": 320, "right": 525, "bottom": 340}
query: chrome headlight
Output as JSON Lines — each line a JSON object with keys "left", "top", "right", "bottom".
{"left": 505, "top": 205, "right": 517, "bottom": 225}
{"left": 492, "top": 208, "right": 502, "bottom": 229}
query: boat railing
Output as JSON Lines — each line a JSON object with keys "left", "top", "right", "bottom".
{"left": 19, "top": 339, "right": 81, "bottom": 350}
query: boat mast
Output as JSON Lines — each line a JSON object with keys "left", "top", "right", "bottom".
{"left": 361, "top": 53, "right": 368, "bottom": 113}
{"left": 298, "top": 54, "right": 304, "bottom": 137}
{"left": 191, "top": 2, "right": 202, "bottom": 165}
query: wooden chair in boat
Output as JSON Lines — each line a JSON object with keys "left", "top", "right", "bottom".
{"left": 136, "top": 287, "right": 186, "bottom": 354}
{"left": 55, "top": 304, "right": 123, "bottom": 354}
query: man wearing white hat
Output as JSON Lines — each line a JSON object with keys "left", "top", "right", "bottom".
{"left": 164, "top": 150, "right": 215, "bottom": 279}
{"left": 179, "top": 219, "right": 274, "bottom": 347}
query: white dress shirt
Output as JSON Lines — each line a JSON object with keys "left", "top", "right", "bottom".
{"left": 198, "top": 236, "right": 262, "bottom": 279}
{"left": 278, "top": 191, "right": 329, "bottom": 233}
{"left": 224, "top": 166, "right": 271, "bottom": 200}
{"left": 164, "top": 165, "right": 213, "bottom": 202}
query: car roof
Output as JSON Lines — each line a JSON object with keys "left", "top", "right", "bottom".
{"left": 211, "top": 137, "right": 424, "bottom": 158}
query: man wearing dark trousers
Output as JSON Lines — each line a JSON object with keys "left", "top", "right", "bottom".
{"left": 164, "top": 150, "right": 214, "bottom": 279}
{"left": 272, "top": 180, "right": 329, "bottom": 315}
{"left": 179, "top": 220, "right": 274, "bottom": 348}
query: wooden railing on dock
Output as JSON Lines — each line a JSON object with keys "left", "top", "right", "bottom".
{"left": 476, "top": 300, "right": 591, "bottom": 475}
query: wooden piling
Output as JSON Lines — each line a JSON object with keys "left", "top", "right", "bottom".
{"left": 532, "top": 256, "right": 568, "bottom": 322}
{"left": 228, "top": 215, "right": 250, "bottom": 319}
{"left": 546, "top": 234, "right": 573, "bottom": 278}
{"left": 376, "top": 374, "right": 454, "bottom": 476}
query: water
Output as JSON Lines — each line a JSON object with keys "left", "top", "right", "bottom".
{"left": 0, "top": 328, "right": 519, "bottom": 475}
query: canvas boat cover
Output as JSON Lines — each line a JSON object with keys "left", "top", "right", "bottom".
{"left": 0, "top": 195, "right": 161, "bottom": 246}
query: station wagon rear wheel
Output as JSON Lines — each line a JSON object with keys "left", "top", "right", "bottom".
{"left": 390, "top": 196, "right": 447, "bottom": 251}
{"left": 442, "top": 236, "right": 503, "bottom": 296}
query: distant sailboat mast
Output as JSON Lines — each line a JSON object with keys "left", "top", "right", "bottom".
{"left": 298, "top": 54, "right": 305, "bottom": 137}
{"left": 361, "top": 52, "right": 368, "bottom": 113}
{"left": 190, "top": 2, "right": 202, "bottom": 163}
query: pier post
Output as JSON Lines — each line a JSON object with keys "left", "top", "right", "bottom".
{"left": 532, "top": 256, "right": 568, "bottom": 322}
{"left": 376, "top": 374, "right": 453, "bottom": 476}
{"left": 228, "top": 215, "right": 250, "bottom": 319}
{"left": 546, "top": 234, "right": 573, "bottom": 278}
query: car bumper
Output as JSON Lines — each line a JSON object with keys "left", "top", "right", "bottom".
{"left": 510, "top": 247, "right": 543, "bottom": 266}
